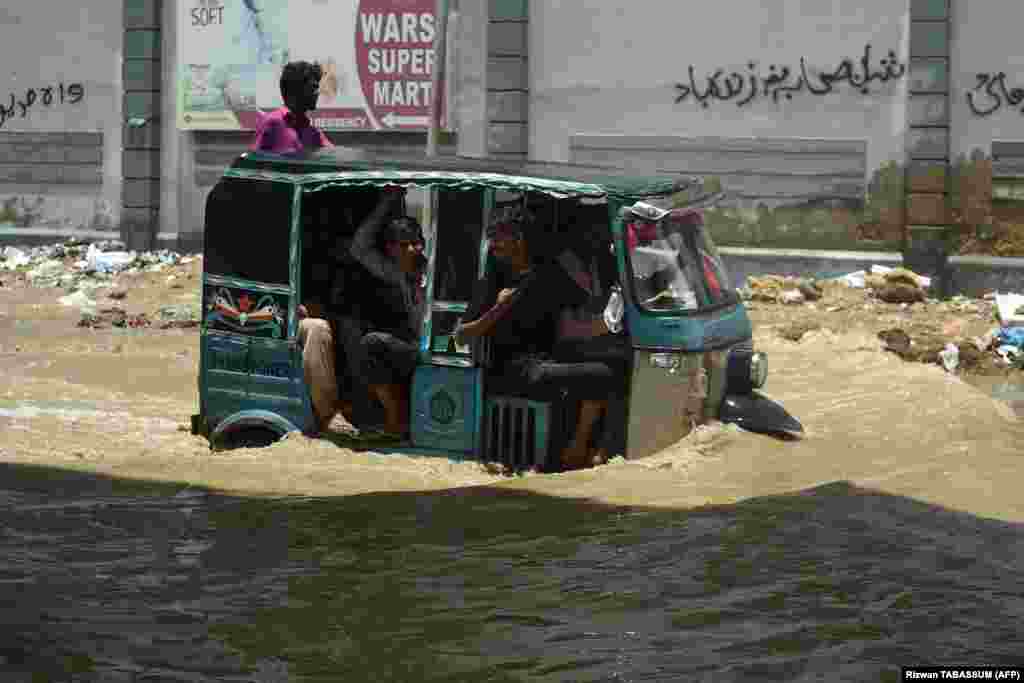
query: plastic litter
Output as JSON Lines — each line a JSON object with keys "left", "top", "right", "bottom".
{"left": 780, "top": 289, "right": 805, "bottom": 305}
{"left": 995, "top": 345, "right": 1021, "bottom": 365}
{"left": 157, "top": 303, "right": 202, "bottom": 322}
{"left": 92, "top": 239, "right": 126, "bottom": 252}
{"left": 85, "top": 244, "right": 136, "bottom": 274}
{"left": 2, "top": 239, "right": 199, "bottom": 289}
{"left": 1, "top": 247, "right": 30, "bottom": 269}
{"left": 833, "top": 264, "right": 931, "bottom": 290}
{"left": 994, "top": 293, "right": 1024, "bottom": 327}
{"left": 26, "top": 260, "right": 65, "bottom": 286}
{"left": 58, "top": 290, "right": 97, "bottom": 310}
{"left": 973, "top": 328, "right": 1000, "bottom": 352}
{"left": 997, "top": 327, "right": 1024, "bottom": 349}
{"left": 939, "top": 343, "right": 960, "bottom": 373}
{"left": 836, "top": 270, "right": 866, "bottom": 288}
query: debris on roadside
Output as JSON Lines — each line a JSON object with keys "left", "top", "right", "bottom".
{"left": 58, "top": 290, "right": 97, "bottom": 310}
{"left": 997, "top": 326, "right": 1024, "bottom": 348}
{"left": 0, "top": 246, "right": 30, "bottom": 269}
{"left": 160, "top": 320, "right": 201, "bottom": 330}
{"left": 939, "top": 343, "right": 960, "bottom": 373}
{"left": 994, "top": 293, "right": 1024, "bottom": 327}
{"left": 876, "top": 320, "right": 1012, "bottom": 374}
{"left": 158, "top": 303, "right": 202, "bottom": 323}
{"left": 26, "top": 260, "right": 65, "bottom": 287}
{"left": 973, "top": 328, "right": 1000, "bottom": 353}
{"left": 833, "top": 264, "right": 932, "bottom": 291}
{"left": 3, "top": 239, "right": 205, "bottom": 333}
{"left": 745, "top": 275, "right": 826, "bottom": 304}
{"left": 877, "top": 327, "right": 947, "bottom": 364}
{"left": 777, "top": 320, "right": 822, "bottom": 342}
{"left": 798, "top": 280, "right": 823, "bottom": 301}
{"left": 78, "top": 307, "right": 153, "bottom": 330}
{"left": 0, "top": 238, "right": 199, "bottom": 286}
{"left": 84, "top": 244, "right": 134, "bottom": 274}
{"left": 870, "top": 268, "right": 929, "bottom": 304}
{"left": 779, "top": 289, "right": 805, "bottom": 305}
{"left": 878, "top": 328, "right": 912, "bottom": 355}
{"left": 877, "top": 282, "right": 926, "bottom": 304}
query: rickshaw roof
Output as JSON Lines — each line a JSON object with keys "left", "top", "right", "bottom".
{"left": 224, "top": 148, "right": 696, "bottom": 201}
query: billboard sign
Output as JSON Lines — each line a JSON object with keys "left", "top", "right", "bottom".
{"left": 177, "top": 0, "right": 448, "bottom": 131}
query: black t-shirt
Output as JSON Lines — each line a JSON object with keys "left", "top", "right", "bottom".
{"left": 467, "top": 256, "right": 588, "bottom": 365}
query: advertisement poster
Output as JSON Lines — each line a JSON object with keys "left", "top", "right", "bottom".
{"left": 177, "top": 0, "right": 449, "bottom": 131}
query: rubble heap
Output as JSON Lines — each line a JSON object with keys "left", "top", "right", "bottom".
{"left": 2, "top": 239, "right": 203, "bottom": 329}
{"left": 741, "top": 264, "right": 1023, "bottom": 375}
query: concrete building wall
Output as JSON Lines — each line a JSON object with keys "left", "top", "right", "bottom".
{"left": 950, "top": 1, "right": 1024, "bottom": 161}
{"left": 529, "top": 0, "right": 912, "bottom": 249}
{"left": 530, "top": 0, "right": 910, "bottom": 170}
{"left": 0, "top": 2, "right": 123, "bottom": 243}
{"left": 4, "top": 0, "right": 1020, "bottom": 258}
{"left": 124, "top": 0, "right": 164, "bottom": 251}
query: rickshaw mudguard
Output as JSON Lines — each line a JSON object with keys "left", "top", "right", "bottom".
{"left": 210, "top": 409, "right": 303, "bottom": 446}
{"left": 719, "top": 392, "right": 804, "bottom": 435}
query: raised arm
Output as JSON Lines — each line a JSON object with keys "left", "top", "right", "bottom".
{"left": 349, "top": 190, "right": 403, "bottom": 284}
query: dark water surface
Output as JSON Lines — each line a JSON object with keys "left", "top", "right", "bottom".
{"left": 2, "top": 463, "right": 1023, "bottom": 682}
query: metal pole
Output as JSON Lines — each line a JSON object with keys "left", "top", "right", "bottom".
{"left": 426, "top": 0, "right": 449, "bottom": 158}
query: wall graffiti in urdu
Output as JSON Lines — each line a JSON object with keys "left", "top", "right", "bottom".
{"left": 674, "top": 44, "right": 906, "bottom": 108}
{"left": 967, "top": 72, "right": 1024, "bottom": 117}
{"left": 0, "top": 82, "right": 85, "bottom": 128}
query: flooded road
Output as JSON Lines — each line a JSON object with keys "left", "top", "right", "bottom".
{"left": 2, "top": 269, "right": 1023, "bottom": 680}
{"left": 3, "top": 467, "right": 1024, "bottom": 682}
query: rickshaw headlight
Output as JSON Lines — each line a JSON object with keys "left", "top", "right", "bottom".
{"left": 649, "top": 352, "right": 681, "bottom": 371}
{"left": 750, "top": 352, "right": 768, "bottom": 389}
{"left": 726, "top": 347, "right": 767, "bottom": 394}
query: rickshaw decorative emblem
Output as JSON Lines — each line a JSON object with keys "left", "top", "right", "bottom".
{"left": 429, "top": 390, "right": 457, "bottom": 425}
{"left": 205, "top": 287, "right": 284, "bottom": 338}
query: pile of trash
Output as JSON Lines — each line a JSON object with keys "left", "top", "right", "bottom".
{"left": 2, "top": 239, "right": 196, "bottom": 291}
{"left": 156, "top": 304, "right": 203, "bottom": 329}
{"left": 833, "top": 264, "right": 932, "bottom": 303}
{"left": 742, "top": 275, "right": 823, "bottom": 305}
{"left": 741, "top": 265, "right": 933, "bottom": 306}
{"left": 3, "top": 239, "right": 203, "bottom": 330}
{"left": 880, "top": 324, "right": 1024, "bottom": 373}
{"left": 741, "top": 262, "right": 1024, "bottom": 375}
{"left": 78, "top": 307, "right": 153, "bottom": 330}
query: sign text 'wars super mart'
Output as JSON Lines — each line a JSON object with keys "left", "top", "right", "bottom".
{"left": 177, "top": 0, "right": 447, "bottom": 132}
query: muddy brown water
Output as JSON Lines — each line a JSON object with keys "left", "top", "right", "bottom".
{"left": 1, "top": 277, "right": 1023, "bottom": 681}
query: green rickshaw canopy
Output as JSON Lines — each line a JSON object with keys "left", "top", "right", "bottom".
{"left": 225, "top": 149, "right": 699, "bottom": 201}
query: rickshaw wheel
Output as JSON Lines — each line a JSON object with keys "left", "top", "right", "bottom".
{"left": 214, "top": 427, "right": 281, "bottom": 452}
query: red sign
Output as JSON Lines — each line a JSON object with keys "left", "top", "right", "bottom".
{"left": 355, "top": 0, "right": 441, "bottom": 130}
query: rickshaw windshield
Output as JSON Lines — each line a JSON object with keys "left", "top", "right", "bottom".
{"left": 624, "top": 209, "right": 736, "bottom": 314}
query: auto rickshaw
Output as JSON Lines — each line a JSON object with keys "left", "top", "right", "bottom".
{"left": 190, "top": 148, "right": 802, "bottom": 467}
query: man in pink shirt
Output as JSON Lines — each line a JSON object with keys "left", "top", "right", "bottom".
{"left": 250, "top": 60, "right": 334, "bottom": 154}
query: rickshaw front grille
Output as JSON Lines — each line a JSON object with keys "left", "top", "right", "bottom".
{"left": 482, "top": 397, "right": 551, "bottom": 470}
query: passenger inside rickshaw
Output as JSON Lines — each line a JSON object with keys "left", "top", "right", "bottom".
{"left": 297, "top": 187, "right": 427, "bottom": 440}
{"left": 455, "top": 193, "right": 629, "bottom": 470}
